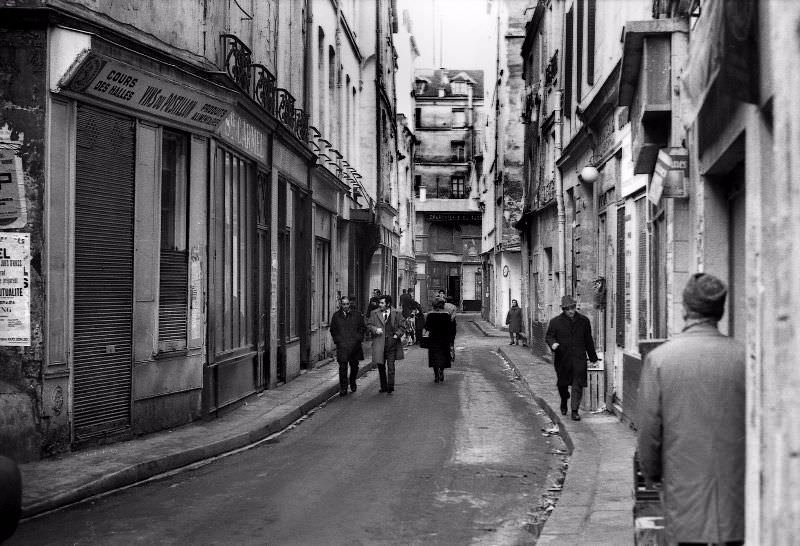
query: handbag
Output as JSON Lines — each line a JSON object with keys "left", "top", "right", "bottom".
{"left": 419, "top": 328, "right": 430, "bottom": 349}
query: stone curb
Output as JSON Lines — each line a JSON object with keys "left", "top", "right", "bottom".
{"left": 21, "top": 362, "right": 376, "bottom": 519}
{"left": 497, "top": 346, "right": 574, "bottom": 454}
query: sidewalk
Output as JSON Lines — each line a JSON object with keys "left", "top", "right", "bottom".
{"left": 470, "top": 317, "right": 637, "bottom": 545}
{"left": 18, "top": 358, "right": 374, "bottom": 519}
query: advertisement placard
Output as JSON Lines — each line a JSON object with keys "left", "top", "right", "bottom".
{"left": 0, "top": 232, "right": 31, "bottom": 346}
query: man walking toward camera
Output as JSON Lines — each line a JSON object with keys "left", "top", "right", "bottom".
{"left": 637, "top": 273, "right": 745, "bottom": 545}
{"left": 367, "top": 295, "right": 406, "bottom": 394}
{"left": 329, "top": 296, "right": 366, "bottom": 397}
{"left": 545, "top": 295, "right": 598, "bottom": 421}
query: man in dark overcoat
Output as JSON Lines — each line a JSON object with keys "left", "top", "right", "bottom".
{"left": 637, "top": 273, "right": 745, "bottom": 544}
{"left": 329, "top": 295, "right": 366, "bottom": 396}
{"left": 545, "top": 295, "right": 598, "bottom": 420}
{"left": 367, "top": 295, "right": 406, "bottom": 394}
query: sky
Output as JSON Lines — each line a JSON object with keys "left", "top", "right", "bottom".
{"left": 405, "top": 0, "right": 495, "bottom": 70}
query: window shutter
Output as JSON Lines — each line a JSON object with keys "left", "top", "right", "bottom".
{"left": 577, "top": 0, "right": 584, "bottom": 100}
{"left": 564, "top": 8, "right": 573, "bottom": 115}
{"left": 637, "top": 198, "right": 648, "bottom": 339}
{"left": 616, "top": 206, "right": 626, "bottom": 346}
{"left": 587, "top": 0, "right": 596, "bottom": 85}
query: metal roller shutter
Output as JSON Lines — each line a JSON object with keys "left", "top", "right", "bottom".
{"left": 73, "top": 105, "right": 135, "bottom": 441}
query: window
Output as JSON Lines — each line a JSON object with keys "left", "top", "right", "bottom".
{"left": 315, "top": 238, "right": 331, "bottom": 324}
{"left": 414, "top": 174, "right": 422, "bottom": 197}
{"left": 318, "top": 28, "right": 326, "bottom": 136}
{"left": 415, "top": 80, "right": 427, "bottom": 94}
{"left": 452, "top": 108, "right": 466, "bottom": 127}
{"left": 214, "top": 147, "right": 255, "bottom": 354}
{"left": 451, "top": 176, "right": 466, "bottom": 198}
{"left": 415, "top": 107, "right": 422, "bottom": 128}
{"left": 452, "top": 141, "right": 466, "bottom": 161}
{"left": 159, "top": 130, "right": 189, "bottom": 352}
{"left": 433, "top": 224, "right": 456, "bottom": 252}
{"left": 451, "top": 81, "right": 468, "bottom": 95}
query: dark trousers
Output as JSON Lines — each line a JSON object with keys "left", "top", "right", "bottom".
{"left": 338, "top": 359, "right": 359, "bottom": 392}
{"left": 377, "top": 352, "right": 397, "bottom": 390}
{"left": 678, "top": 542, "right": 743, "bottom": 546}
{"left": 558, "top": 384, "right": 583, "bottom": 412}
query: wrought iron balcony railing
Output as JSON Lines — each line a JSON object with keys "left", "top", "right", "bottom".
{"left": 220, "top": 34, "right": 309, "bottom": 145}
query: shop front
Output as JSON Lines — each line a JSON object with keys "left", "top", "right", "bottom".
{"left": 48, "top": 28, "right": 234, "bottom": 441}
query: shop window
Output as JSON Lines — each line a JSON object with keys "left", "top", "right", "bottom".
{"left": 214, "top": 147, "right": 255, "bottom": 354}
{"left": 414, "top": 174, "right": 422, "bottom": 197}
{"left": 159, "top": 130, "right": 189, "bottom": 352}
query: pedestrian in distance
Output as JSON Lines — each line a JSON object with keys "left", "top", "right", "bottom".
{"left": 436, "top": 289, "right": 457, "bottom": 321}
{"left": 424, "top": 299, "right": 457, "bottom": 383}
{"left": 399, "top": 288, "right": 413, "bottom": 317}
{"left": 367, "top": 295, "right": 406, "bottom": 394}
{"left": 413, "top": 307, "right": 425, "bottom": 345}
{"left": 506, "top": 299, "right": 523, "bottom": 345}
{"left": 636, "top": 272, "right": 745, "bottom": 545}
{"left": 545, "top": 295, "right": 598, "bottom": 421}
{"left": 329, "top": 296, "right": 366, "bottom": 397}
{"left": 366, "top": 288, "right": 382, "bottom": 317}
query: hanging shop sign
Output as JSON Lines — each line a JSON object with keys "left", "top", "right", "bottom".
{"left": 59, "top": 52, "right": 231, "bottom": 131}
{"left": 649, "top": 147, "right": 689, "bottom": 205}
{"left": 0, "top": 232, "right": 30, "bottom": 346}
{"left": 0, "top": 146, "right": 28, "bottom": 229}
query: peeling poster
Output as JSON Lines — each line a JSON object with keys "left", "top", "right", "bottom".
{"left": 0, "top": 232, "right": 30, "bottom": 346}
{"left": 0, "top": 147, "right": 29, "bottom": 229}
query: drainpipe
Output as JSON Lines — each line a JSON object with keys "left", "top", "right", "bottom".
{"left": 554, "top": 89, "right": 566, "bottom": 298}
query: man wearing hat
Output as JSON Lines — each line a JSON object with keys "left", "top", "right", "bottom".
{"left": 636, "top": 272, "right": 745, "bottom": 545}
{"left": 545, "top": 295, "right": 598, "bottom": 420}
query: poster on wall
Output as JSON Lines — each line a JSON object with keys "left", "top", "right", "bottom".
{"left": 0, "top": 146, "right": 29, "bottom": 229}
{"left": 0, "top": 232, "right": 30, "bottom": 346}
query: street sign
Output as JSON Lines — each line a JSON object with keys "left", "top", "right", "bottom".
{"left": 648, "top": 147, "right": 688, "bottom": 205}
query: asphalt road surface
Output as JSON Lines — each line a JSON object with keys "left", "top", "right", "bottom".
{"left": 10, "top": 320, "right": 564, "bottom": 545}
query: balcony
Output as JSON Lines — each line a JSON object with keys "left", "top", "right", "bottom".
{"left": 220, "top": 34, "right": 308, "bottom": 144}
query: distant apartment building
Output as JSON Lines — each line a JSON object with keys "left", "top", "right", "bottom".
{"left": 413, "top": 69, "right": 484, "bottom": 310}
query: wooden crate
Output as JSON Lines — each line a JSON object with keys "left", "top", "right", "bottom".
{"left": 581, "top": 368, "right": 606, "bottom": 411}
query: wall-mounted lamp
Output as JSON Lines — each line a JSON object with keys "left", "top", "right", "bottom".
{"left": 578, "top": 165, "right": 600, "bottom": 184}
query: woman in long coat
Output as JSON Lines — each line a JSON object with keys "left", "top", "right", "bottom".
{"left": 505, "top": 299, "right": 523, "bottom": 345}
{"left": 424, "top": 299, "right": 456, "bottom": 383}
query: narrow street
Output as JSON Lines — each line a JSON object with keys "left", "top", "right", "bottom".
{"left": 9, "top": 321, "right": 565, "bottom": 546}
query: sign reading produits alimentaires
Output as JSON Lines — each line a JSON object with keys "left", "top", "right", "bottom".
{"left": 59, "top": 52, "right": 231, "bottom": 131}
{"left": 0, "top": 232, "right": 30, "bottom": 346}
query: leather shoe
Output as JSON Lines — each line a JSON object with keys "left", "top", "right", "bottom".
{"left": 571, "top": 411, "right": 581, "bottom": 421}
{"left": 379, "top": 388, "right": 388, "bottom": 393}
{"left": 560, "top": 401, "right": 568, "bottom": 415}
{"left": 339, "top": 390, "right": 348, "bottom": 397}
{"left": 387, "top": 387, "right": 394, "bottom": 393}
{"left": 350, "top": 383, "right": 357, "bottom": 393}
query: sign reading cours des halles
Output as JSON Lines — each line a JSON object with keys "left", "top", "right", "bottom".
{"left": 60, "top": 52, "right": 231, "bottom": 131}
{"left": 0, "top": 232, "right": 30, "bottom": 346}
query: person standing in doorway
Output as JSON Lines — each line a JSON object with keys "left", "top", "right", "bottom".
{"left": 367, "top": 295, "right": 406, "bottom": 394}
{"left": 506, "top": 299, "right": 523, "bottom": 345}
{"left": 329, "top": 296, "right": 366, "bottom": 397}
{"left": 636, "top": 273, "right": 745, "bottom": 545}
{"left": 545, "top": 295, "right": 598, "bottom": 420}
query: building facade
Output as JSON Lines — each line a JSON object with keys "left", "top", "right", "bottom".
{"left": 413, "top": 69, "right": 484, "bottom": 311}
{"left": 0, "top": 0, "right": 400, "bottom": 461}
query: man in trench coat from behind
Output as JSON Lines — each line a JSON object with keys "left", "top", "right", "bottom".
{"left": 636, "top": 272, "right": 745, "bottom": 545}
{"left": 545, "top": 295, "right": 598, "bottom": 421}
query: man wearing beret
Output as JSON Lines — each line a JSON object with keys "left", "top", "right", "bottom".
{"left": 545, "top": 295, "right": 598, "bottom": 421}
{"left": 636, "top": 272, "right": 745, "bottom": 545}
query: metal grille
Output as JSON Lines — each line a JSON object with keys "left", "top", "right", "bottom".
{"left": 636, "top": 197, "right": 648, "bottom": 338}
{"left": 73, "top": 105, "right": 135, "bottom": 440}
{"left": 158, "top": 249, "right": 188, "bottom": 343}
